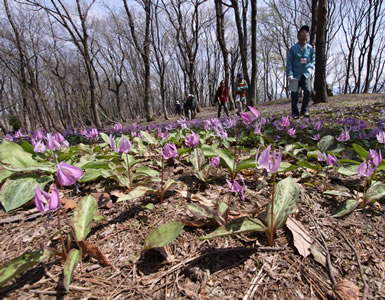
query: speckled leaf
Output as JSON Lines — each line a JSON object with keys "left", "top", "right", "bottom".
{"left": 266, "top": 176, "right": 300, "bottom": 230}
{"left": 337, "top": 164, "right": 359, "bottom": 176}
{"left": 317, "top": 135, "right": 335, "bottom": 152}
{"left": 0, "top": 249, "right": 51, "bottom": 287}
{"left": 72, "top": 195, "right": 97, "bottom": 241}
{"left": 365, "top": 183, "right": 385, "bottom": 202}
{"left": 145, "top": 222, "right": 184, "bottom": 249}
{"left": 0, "top": 175, "right": 52, "bottom": 212}
{"left": 198, "top": 217, "right": 265, "bottom": 240}
{"left": 63, "top": 249, "right": 80, "bottom": 291}
{"left": 116, "top": 186, "right": 150, "bottom": 203}
{"left": 331, "top": 199, "right": 359, "bottom": 218}
{"left": 0, "top": 141, "right": 37, "bottom": 168}
{"left": 352, "top": 143, "right": 368, "bottom": 161}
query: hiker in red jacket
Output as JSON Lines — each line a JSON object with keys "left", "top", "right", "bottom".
{"left": 216, "top": 80, "right": 229, "bottom": 118}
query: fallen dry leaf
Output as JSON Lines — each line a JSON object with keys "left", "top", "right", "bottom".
{"left": 61, "top": 197, "right": 77, "bottom": 210}
{"left": 286, "top": 216, "right": 312, "bottom": 258}
{"left": 91, "top": 192, "right": 113, "bottom": 209}
{"left": 79, "top": 240, "right": 111, "bottom": 266}
{"left": 327, "top": 279, "right": 360, "bottom": 300}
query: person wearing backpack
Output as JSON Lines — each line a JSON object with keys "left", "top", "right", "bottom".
{"left": 216, "top": 80, "right": 229, "bottom": 118}
{"left": 234, "top": 73, "right": 248, "bottom": 115}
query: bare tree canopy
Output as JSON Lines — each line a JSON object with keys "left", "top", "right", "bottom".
{"left": 0, "top": 0, "right": 384, "bottom": 132}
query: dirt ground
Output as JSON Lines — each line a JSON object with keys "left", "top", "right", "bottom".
{"left": 0, "top": 94, "right": 385, "bottom": 299}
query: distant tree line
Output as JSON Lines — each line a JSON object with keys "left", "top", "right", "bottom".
{"left": 0, "top": 0, "right": 384, "bottom": 132}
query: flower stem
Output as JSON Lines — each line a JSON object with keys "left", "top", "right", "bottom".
{"left": 268, "top": 173, "right": 276, "bottom": 247}
{"left": 57, "top": 210, "right": 67, "bottom": 258}
{"left": 361, "top": 178, "right": 369, "bottom": 208}
{"left": 160, "top": 155, "right": 164, "bottom": 203}
{"left": 126, "top": 153, "right": 132, "bottom": 191}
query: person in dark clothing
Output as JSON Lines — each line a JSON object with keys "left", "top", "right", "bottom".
{"left": 176, "top": 100, "right": 182, "bottom": 116}
{"left": 216, "top": 80, "right": 229, "bottom": 118}
{"left": 184, "top": 94, "right": 196, "bottom": 120}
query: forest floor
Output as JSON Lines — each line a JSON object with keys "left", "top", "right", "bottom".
{"left": 0, "top": 93, "right": 385, "bottom": 299}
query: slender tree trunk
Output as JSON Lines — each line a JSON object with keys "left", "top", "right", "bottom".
{"left": 249, "top": 0, "right": 257, "bottom": 106}
{"left": 314, "top": 0, "right": 328, "bottom": 103}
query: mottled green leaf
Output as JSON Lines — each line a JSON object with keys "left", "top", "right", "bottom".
{"left": 0, "top": 175, "right": 52, "bottom": 212}
{"left": 140, "top": 131, "right": 157, "bottom": 145}
{"left": 199, "top": 217, "right": 265, "bottom": 240}
{"left": 331, "top": 199, "right": 359, "bottom": 218}
{"left": 72, "top": 195, "right": 97, "bottom": 241}
{"left": 0, "top": 141, "right": 37, "bottom": 168}
{"left": 145, "top": 222, "right": 184, "bottom": 249}
{"left": 135, "top": 166, "right": 159, "bottom": 178}
{"left": 365, "top": 183, "right": 385, "bottom": 202}
{"left": 236, "top": 157, "right": 256, "bottom": 172}
{"left": 317, "top": 135, "right": 335, "bottom": 152}
{"left": 116, "top": 186, "right": 150, "bottom": 203}
{"left": 266, "top": 176, "right": 300, "bottom": 230}
{"left": 0, "top": 169, "right": 13, "bottom": 183}
{"left": 219, "top": 150, "right": 234, "bottom": 173}
{"left": 352, "top": 143, "right": 368, "bottom": 161}
{"left": 78, "top": 169, "right": 103, "bottom": 183}
{"left": 63, "top": 249, "right": 80, "bottom": 291}
{"left": 0, "top": 249, "right": 51, "bottom": 287}
{"left": 337, "top": 164, "right": 359, "bottom": 176}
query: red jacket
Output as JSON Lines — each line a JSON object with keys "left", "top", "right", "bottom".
{"left": 216, "top": 86, "right": 228, "bottom": 103}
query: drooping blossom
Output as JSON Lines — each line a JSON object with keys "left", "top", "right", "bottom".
{"left": 376, "top": 131, "right": 385, "bottom": 143}
{"left": 367, "top": 149, "right": 382, "bottom": 167}
{"left": 314, "top": 121, "right": 322, "bottom": 131}
{"left": 287, "top": 128, "right": 296, "bottom": 137}
{"left": 34, "top": 184, "right": 60, "bottom": 213}
{"left": 14, "top": 129, "right": 23, "bottom": 138}
{"left": 209, "top": 155, "right": 220, "bottom": 167}
{"left": 163, "top": 143, "right": 178, "bottom": 159}
{"left": 185, "top": 131, "right": 199, "bottom": 148}
{"left": 240, "top": 112, "right": 254, "bottom": 126}
{"left": 311, "top": 134, "right": 320, "bottom": 141}
{"left": 256, "top": 145, "right": 282, "bottom": 173}
{"left": 226, "top": 178, "right": 246, "bottom": 201}
{"left": 118, "top": 136, "right": 131, "bottom": 153}
{"left": 254, "top": 122, "right": 262, "bottom": 135}
{"left": 248, "top": 106, "right": 260, "bottom": 119}
{"left": 32, "top": 130, "right": 44, "bottom": 141}
{"left": 56, "top": 162, "right": 84, "bottom": 186}
{"left": 357, "top": 161, "right": 375, "bottom": 177}
{"left": 46, "top": 133, "right": 61, "bottom": 151}
{"left": 336, "top": 128, "right": 351, "bottom": 142}
{"left": 113, "top": 123, "right": 123, "bottom": 133}
{"left": 33, "top": 140, "right": 46, "bottom": 153}
{"left": 157, "top": 128, "right": 168, "bottom": 139}
{"left": 280, "top": 116, "right": 290, "bottom": 128}
{"left": 109, "top": 134, "right": 116, "bottom": 152}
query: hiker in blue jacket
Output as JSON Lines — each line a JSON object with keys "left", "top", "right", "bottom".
{"left": 286, "top": 25, "right": 315, "bottom": 119}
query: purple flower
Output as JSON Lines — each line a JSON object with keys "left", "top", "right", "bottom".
{"left": 46, "top": 133, "right": 61, "bottom": 151}
{"left": 280, "top": 116, "right": 290, "bottom": 128}
{"left": 185, "top": 131, "right": 199, "bottom": 148}
{"left": 119, "top": 136, "right": 131, "bottom": 153}
{"left": 376, "top": 131, "right": 385, "bottom": 143}
{"left": 314, "top": 121, "right": 322, "bottom": 131}
{"left": 14, "top": 129, "right": 23, "bottom": 138}
{"left": 317, "top": 152, "right": 326, "bottom": 162}
{"left": 254, "top": 122, "right": 262, "bottom": 135}
{"left": 54, "top": 133, "right": 65, "bottom": 144}
{"left": 368, "top": 149, "right": 382, "bottom": 167}
{"left": 4, "top": 134, "right": 14, "bottom": 141}
{"left": 226, "top": 178, "right": 246, "bottom": 201}
{"left": 209, "top": 155, "right": 220, "bottom": 167}
{"left": 33, "top": 140, "right": 46, "bottom": 153}
{"left": 109, "top": 134, "right": 117, "bottom": 152}
{"left": 56, "top": 162, "right": 84, "bottom": 186}
{"left": 240, "top": 112, "right": 254, "bottom": 126}
{"left": 287, "top": 128, "right": 296, "bottom": 137}
{"left": 357, "top": 161, "right": 375, "bottom": 177}
{"left": 33, "top": 130, "right": 44, "bottom": 140}
{"left": 158, "top": 128, "right": 168, "bottom": 139}
{"left": 113, "top": 123, "right": 123, "bottom": 133}
{"left": 248, "top": 106, "right": 260, "bottom": 119}
{"left": 34, "top": 184, "right": 60, "bottom": 213}
{"left": 311, "top": 134, "right": 320, "bottom": 141}
{"left": 336, "top": 128, "right": 351, "bottom": 142}
{"left": 256, "top": 145, "right": 282, "bottom": 173}
{"left": 163, "top": 143, "right": 178, "bottom": 159}
{"left": 326, "top": 154, "right": 338, "bottom": 166}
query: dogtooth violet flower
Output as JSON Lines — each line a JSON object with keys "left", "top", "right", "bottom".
{"left": 118, "top": 136, "right": 131, "bottom": 153}
{"left": 185, "top": 131, "right": 199, "bottom": 148}
{"left": 56, "top": 162, "right": 84, "bottom": 186}
{"left": 376, "top": 131, "right": 385, "bottom": 143}
{"left": 209, "top": 155, "right": 220, "bottom": 168}
{"left": 226, "top": 178, "right": 246, "bottom": 201}
{"left": 256, "top": 145, "right": 282, "bottom": 173}
{"left": 34, "top": 184, "right": 60, "bottom": 213}
{"left": 33, "top": 139, "right": 46, "bottom": 153}
{"left": 46, "top": 133, "right": 61, "bottom": 151}
{"left": 280, "top": 116, "right": 290, "bottom": 128}
{"left": 357, "top": 161, "right": 375, "bottom": 177}
{"left": 367, "top": 149, "right": 382, "bottom": 167}
{"left": 287, "top": 128, "right": 296, "bottom": 137}
{"left": 240, "top": 112, "right": 254, "bottom": 126}
{"left": 336, "top": 128, "right": 351, "bottom": 142}
{"left": 163, "top": 143, "right": 178, "bottom": 159}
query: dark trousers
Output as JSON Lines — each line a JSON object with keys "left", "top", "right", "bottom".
{"left": 291, "top": 75, "right": 311, "bottom": 117}
{"left": 218, "top": 102, "right": 229, "bottom": 118}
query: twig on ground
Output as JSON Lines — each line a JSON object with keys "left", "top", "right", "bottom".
{"left": 307, "top": 212, "right": 336, "bottom": 285}
{"left": 334, "top": 224, "right": 368, "bottom": 300}
{"left": 242, "top": 263, "right": 267, "bottom": 300}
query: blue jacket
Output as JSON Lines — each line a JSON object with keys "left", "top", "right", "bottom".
{"left": 286, "top": 42, "right": 315, "bottom": 79}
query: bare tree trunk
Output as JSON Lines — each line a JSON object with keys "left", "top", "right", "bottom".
{"left": 314, "top": 0, "right": 328, "bottom": 103}
{"left": 3, "top": 0, "right": 31, "bottom": 131}
{"left": 215, "top": 0, "right": 234, "bottom": 110}
{"left": 249, "top": 0, "right": 257, "bottom": 106}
